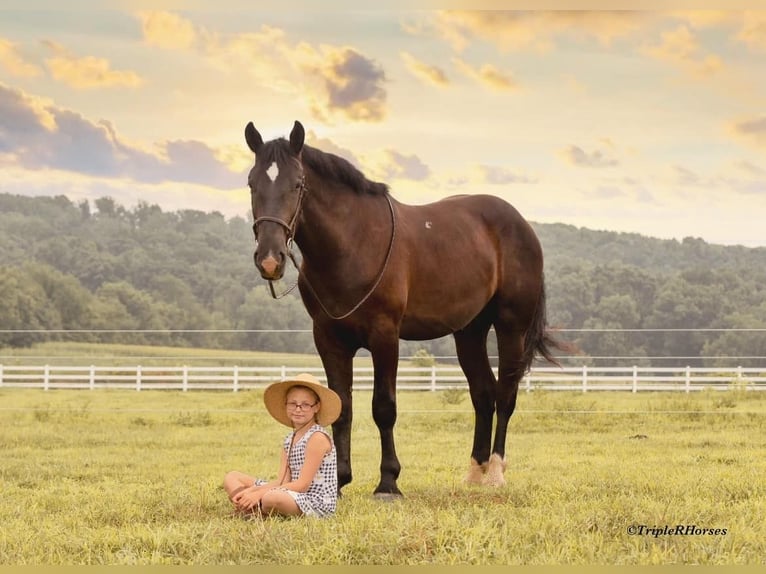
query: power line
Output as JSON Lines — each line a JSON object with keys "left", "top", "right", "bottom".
{"left": 2, "top": 328, "right": 765, "bottom": 333}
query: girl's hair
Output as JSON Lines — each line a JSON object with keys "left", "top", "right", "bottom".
{"left": 286, "top": 385, "right": 320, "bottom": 404}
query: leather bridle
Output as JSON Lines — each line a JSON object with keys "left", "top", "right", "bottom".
{"left": 252, "top": 173, "right": 396, "bottom": 320}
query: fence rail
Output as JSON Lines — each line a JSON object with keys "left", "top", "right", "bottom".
{"left": 1, "top": 364, "right": 765, "bottom": 392}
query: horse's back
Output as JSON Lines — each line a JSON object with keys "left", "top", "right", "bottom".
{"left": 400, "top": 193, "right": 540, "bottom": 256}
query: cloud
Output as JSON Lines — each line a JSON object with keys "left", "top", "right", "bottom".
{"left": 728, "top": 115, "right": 766, "bottom": 148}
{"left": 476, "top": 165, "right": 536, "bottom": 185}
{"left": 559, "top": 145, "right": 619, "bottom": 168}
{"left": 733, "top": 160, "right": 765, "bottom": 176}
{"left": 453, "top": 58, "right": 518, "bottom": 91}
{"left": 642, "top": 25, "right": 722, "bottom": 77}
{"left": 138, "top": 10, "right": 198, "bottom": 50}
{"left": 400, "top": 52, "right": 449, "bottom": 87}
{"left": 0, "top": 37, "right": 42, "bottom": 78}
{"left": 136, "top": 11, "right": 388, "bottom": 124}
{"left": 371, "top": 149, "right": 431, "bottom": 182}
{"left": 736, "top": 11, "right": 766, "bottom": 51}
{"left": 42, "top": 41, "right": 143, "bottom": 89}
{"left": 671, "top": 162, "right": 766, "bottom": 196}
{"left": 298, "top": 45, "right": 388, "bottom": 123}
{"left": 430, "top": 11, "right": 645, "bottom": 52}
{"left": 0, "top": 83, "right": 241, "bottom": 188}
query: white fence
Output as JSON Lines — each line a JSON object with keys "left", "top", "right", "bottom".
{"left": 0, "top": 364, "right": 764, "bottom": 392}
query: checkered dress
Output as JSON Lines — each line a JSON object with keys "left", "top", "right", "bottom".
{"left": 282, "top": 424, "right": 338, "bottom": 517}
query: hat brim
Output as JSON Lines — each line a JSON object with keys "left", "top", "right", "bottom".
{"left": 263, "top": 373, "right": 342, "bottom": 427}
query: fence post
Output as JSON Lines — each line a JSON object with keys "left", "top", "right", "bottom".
{"left": 685, "top": 366, "right": 690, "bottom": 393}
{"left": 89, "top": 365, "right": 95, "bottom": 391}
{"left": 582, "top": 365, "right": 588, "bottom": 393}
{"left": 136, "top": 365, "right": 142, "bottom": 392}
{"left": 525, "top": 373, "right": 531, "bottom": 393}
{"left": 430, "top": 366, "right": 436, "bottom": 392}
{"left": 632, "top": 366, "right": 638, "bottom": 393}
{"left": 281, "top": 365, "right": 286, "bottom": 381}
{"left": 0, "top": 364, "right": 3, "bottom": 388}
{"left": 44, "top": 364, "right": 50, "bottom": 391}
{"left": 233, "top": 366, "right": 239, "bottom": 393}
{"left": 182, "top": 365, "right": 188, "bottom": 392}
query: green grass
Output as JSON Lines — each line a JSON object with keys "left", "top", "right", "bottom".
{"left": 0, "top": 388, "right": 764, "bottom": 565}
{"left": 0, "top": 341, "right": 329, "bottom": 368}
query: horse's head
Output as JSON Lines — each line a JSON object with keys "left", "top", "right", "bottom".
{"left": 245, "top": 120, "right": 306, "bottom": 281}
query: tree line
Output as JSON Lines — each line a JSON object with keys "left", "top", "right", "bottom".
{"left": 1, "top": 192, "right": 765, "bottom": 366}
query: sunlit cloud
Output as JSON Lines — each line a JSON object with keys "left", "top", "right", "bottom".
{"left": 430, "top": 11, "right": 645, "bottom": 53}
{"left": 0, "top": 37, "right": 41, "bottom": 78}
{"left": 642, "top": 25, "right": 722, "bottom": 77}
{"left": 476, "top": 165, "right": 537, "bottom": 185}
{"left": 400, "top": 52, "right": 449, "bottom": 87}
{"left": 135, "top": 11, "right": 388, "bottom": 124}
{"left": 43, "top": 41, "right": 143, "bottom": 89}
{"left": 559, "top": 145, "right": 619, "bottom": 168}
{"left": 728, "top": 114, "right": 766, "bottom": 149}
{"left": 364, "top": 149, "right": 430, "bottom": 182}
{"left": 453, "top": 58, "right": 518, "bottom": 91}
{"left": 298, "top": 44, "right": 388, "bottom": 123}
{"left": 138, "top": 10, "right": 199, "bottom": 50}
{"left": 737, "top": 11, "right": 766, "bottom": 51}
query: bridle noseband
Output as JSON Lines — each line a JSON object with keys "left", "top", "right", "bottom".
{"left": 252, "top": 172, "right": 396, "bottom": 320}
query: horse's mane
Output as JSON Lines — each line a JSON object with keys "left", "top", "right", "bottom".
{"left": 262, "top": 138, "right": 389, "bottom": 196}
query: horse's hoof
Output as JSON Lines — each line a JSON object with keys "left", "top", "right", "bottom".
{"left": 464, "top": 457, "right": 486, "bottom": 485}
{"left": 482, "top": 453, "right": 507, "bottom": 487}
{"left": 373, "top": 492, "right": 403, "bottom": 502}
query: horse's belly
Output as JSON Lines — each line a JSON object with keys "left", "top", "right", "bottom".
{"left": 398, "top": 319, "right": 455, "bottom": 341}
{"left": 399, "top": 297, "right": 488, "bottom": 340}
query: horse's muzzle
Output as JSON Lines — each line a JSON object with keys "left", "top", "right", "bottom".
{"left": 255, "top": 252, "right": 284, "bottom": 280}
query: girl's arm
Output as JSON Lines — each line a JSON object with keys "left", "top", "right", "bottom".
{"left": 233, "top": 448, "right": 288, "bottom": 510}
{"left": 278, "top": 432, "right": 331, "bottom": 493}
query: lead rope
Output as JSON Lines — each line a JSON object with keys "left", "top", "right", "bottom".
{"left": 270, "top": 193, "right": 397, "bottom": 321}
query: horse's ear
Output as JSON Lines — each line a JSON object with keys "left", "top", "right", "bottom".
{"left": 289, "top": 120, "right": 305, "bottom": 156}
{"left": 245, "top": 122, "right": 264, "bottom": 154}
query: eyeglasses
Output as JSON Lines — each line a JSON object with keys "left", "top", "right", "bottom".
{"left": 285, "top": 401, "right": 318, "bottom": 411}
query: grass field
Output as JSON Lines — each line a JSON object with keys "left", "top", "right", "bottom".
{"left": 0, "top": 387, "right": 764, "bottom": 565}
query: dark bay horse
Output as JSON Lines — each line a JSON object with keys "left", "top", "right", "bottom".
{"left": 245, "top": 120, "right": 562, "bottom": 496}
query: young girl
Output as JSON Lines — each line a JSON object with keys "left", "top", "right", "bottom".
{"left": 223, "top": 373, "right": 341, "bottom": 518}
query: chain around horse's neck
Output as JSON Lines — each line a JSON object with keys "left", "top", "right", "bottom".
{"left": 268, "top": 188, "right": 397, "bottom": 321}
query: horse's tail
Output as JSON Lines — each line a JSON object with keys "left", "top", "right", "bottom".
{"left": 522, "top": 276, "right": 568, "bottom": 371}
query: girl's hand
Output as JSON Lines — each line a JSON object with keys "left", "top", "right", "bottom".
{"left": 233, "top": 488, "right": 261, "bottom": 511}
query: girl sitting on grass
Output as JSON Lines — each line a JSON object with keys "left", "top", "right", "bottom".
{"left": 223, "top": 373, "right": 341, "bottom": 518}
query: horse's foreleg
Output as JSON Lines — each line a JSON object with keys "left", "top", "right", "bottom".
{"left": 369, "top": 330, "right": 402, "bottom": 498}
{"left": 454, "top": 323, "right": 495, "bottom": 485}
{"left": 314, "top": 327, "right": 357, "bottom": 493}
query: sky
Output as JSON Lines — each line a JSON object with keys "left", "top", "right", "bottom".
{"left": 1, "top": 5, "right": 765, "bottom": 247}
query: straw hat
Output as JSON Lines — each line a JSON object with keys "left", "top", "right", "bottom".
{"left": 263, "top": 373, "right": 342, "bottom": 427}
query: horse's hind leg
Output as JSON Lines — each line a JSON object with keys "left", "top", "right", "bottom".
{"left": 453, "top": 319, "right": 495, "bottom": 485}
{"left": 485, "top": 325, "right": 526, "bottom": 487}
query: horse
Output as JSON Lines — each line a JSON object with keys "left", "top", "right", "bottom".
{"left": 244, "top": 120, "right": 563, "bottom": 497}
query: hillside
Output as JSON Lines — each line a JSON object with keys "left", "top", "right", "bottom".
{"left": 1, "top": 193, "right": 765, "bottom": 366}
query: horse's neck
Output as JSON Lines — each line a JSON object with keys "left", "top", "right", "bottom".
{"left": 296, "top": 183, "right": 389, "bottom": 277}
